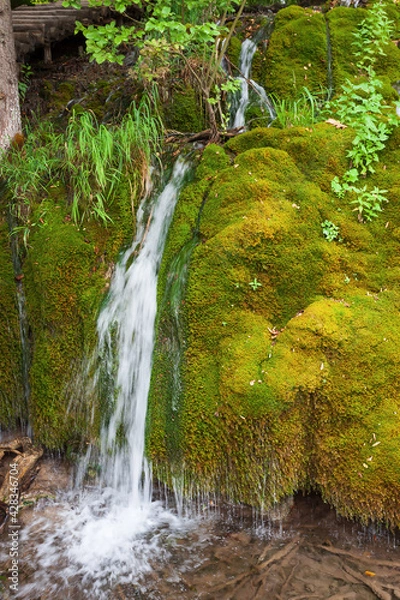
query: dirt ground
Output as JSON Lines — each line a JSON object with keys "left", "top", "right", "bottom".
{"left": 135, "top": 493, "right": 400, "bottom": 600}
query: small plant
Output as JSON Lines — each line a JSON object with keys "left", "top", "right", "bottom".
{"left": 271, "top": 86, "right": 326, "bottom": 128}
{"left": 249, "top": 277, "right": 262, "bottom": 291}
{"left": 328, "top": 1, "right": 398, "bottom": 222}
{"left": 321, "top": 220, "right": 340, "bottom": 242}
{"left": 10, "top": 207, "right": 48, "bottom": 249}
{"left": 18, "top": 63, "right": 33, "bottom": 103}
{"left": 350, "top": 185, "right": 388, "bottom": 222}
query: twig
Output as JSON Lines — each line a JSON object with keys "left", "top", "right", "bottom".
{"left": 318, "top": 544, "right": 400, "bottom": 570}
{"left": 279, "top": 559, "right": 299, "bottom": 599}
{"left": 342, "top": 564, "right": 391, "bottom": 600}
{"left": 257, "top": 536, "right": 300, "bottom": 571}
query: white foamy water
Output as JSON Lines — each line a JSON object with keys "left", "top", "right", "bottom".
{"left": 14, "top": 157, "right": 193, "bottom": 599}
{"left": 232, "top": 38, "right": 275, "bottom": 129}
{"left": 96, "top": 157, "right": 190, "bottom": 504}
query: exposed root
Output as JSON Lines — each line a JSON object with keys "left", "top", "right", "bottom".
{"left": 342, "top": 564, "right": 391, "bottom": 600}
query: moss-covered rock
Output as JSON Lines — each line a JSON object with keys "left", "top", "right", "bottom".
{"left": 0, "top": 205, "right": 24, "bottom": 430}
{"left": 327, "top": 5, "right": 400, "bottom": 100}
{"left": 326, "top": 7, "right": 363, "bottom": 91}
{"left": 20, "top": 175, "right": 135, "bottom": 449}
{"left": 264, "top": 6, "right": 328, "bottom": 99}
{"left": 149, "top": 123, "right": 400, "bottom": 526}
{"left": 163, "top": 84, "right": 205, "bottom": 133}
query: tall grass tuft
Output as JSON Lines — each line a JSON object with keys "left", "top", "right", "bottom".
{"left": 0, "top": 120, "right": 63, "bottom": 222}
{"left": 0, "top": 94, "right": 163, "bottom": 231}
{"left": 270, "top": 87, "right": 326, "bottom": 129}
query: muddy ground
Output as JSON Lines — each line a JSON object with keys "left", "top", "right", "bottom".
{"left": 0, "top": 455, "right": 399, "bottom": 600}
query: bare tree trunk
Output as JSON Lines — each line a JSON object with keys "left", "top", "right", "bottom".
{"left": 0, "top": 0, "right": 21, "bottom": 151}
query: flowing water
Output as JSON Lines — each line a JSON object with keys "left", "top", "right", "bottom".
{"left": 231, "top": 38, "right": 275, "bottom": 130}
{"left": 2, "top": 158, "right": 196, "bottom": 599}
{"left": 95, "top": 157, "right": 190, "bottom": 503}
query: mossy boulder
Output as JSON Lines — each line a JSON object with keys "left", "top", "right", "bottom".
{"left": 264, "top": 6, "right": 328, "bottom": 99}
{"left": 0, "top": 207, "right": 24, "bottom": 430}
{"left": 327, "top": 6, "right": 400, "bottom": 99}
{"left": 326, "top": 7, "right": 363, "bottom": 91}
{"left": 149, "top": 123, "right": 400, "bottom": 526}
{"left": 20, "top": 177, "right": 135, "bottom": 450}
{"left": 163, "top": 84, "right": 205, "bottom": 133}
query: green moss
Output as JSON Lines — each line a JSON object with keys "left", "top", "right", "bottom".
{"left": 327, "top": 6, "right": 400, "bottom": 99}
{"left": 280, "top": 294, "right": 400, "bottom": 525}
{"left": 0, "top": 208, "right": 24, "bottom": 429}
{"left": 148, "top": 123, "right": 400, "bottom": 525}
{"left": 226, "top": 36, "right": 242, "bottom": 71}
{"left": 23, "top": 205, "right": 101, "bottom": 447}
{"left": 264, "top": 7, "right": 328, "bottom": 99}
{"left": 164, "top": 84, "right": 205, "bottom": 133}
{"left": 326, "top": 7, "right": 363, "bottom": 92}
{"left": 225, "top": 124, "right": 353, "bottom": 191}
{"left": 195, "top": 143, "right": 230, "bottom": 180}
{"left": 19, "top": 171, "right": 136, "bottom": 449}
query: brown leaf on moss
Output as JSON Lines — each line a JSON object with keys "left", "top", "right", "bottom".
{"left": 325, "top": 118, "right": 347, "bottom": 129}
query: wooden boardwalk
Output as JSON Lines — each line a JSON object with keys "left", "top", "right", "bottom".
{"left": 12, "top": 0, "right": 112, "bottom": 63}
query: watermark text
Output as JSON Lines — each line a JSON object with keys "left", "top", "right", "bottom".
{"left": 7, "top": 463, "right": 20, "bottom": 593}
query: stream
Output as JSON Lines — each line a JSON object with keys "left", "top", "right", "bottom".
{"left": 1, "top": 460, "right": 399, "bottom": 599}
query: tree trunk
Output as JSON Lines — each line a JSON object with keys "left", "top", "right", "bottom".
{"left": 0, "top": 0, "right": 21, "bottom": 151}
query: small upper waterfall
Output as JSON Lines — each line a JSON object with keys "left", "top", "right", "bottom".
{"left": 232, "top": 39, "right": 258, "bottom": 129}
{"left": 231, "top": 38, "right": 275, "bottom": 129}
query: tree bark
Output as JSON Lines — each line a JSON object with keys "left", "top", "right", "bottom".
{"left": 0, "top": 0, "right": 21, "bottom": 151}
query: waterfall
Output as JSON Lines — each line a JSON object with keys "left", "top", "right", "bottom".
{"left": 95, "top": 157, "right": 190, "bottom": 505}
{"left": 17, "top": 157, "right": 193, "bottom": 599}
{"left": 231, "top": 38, "right": 275, "bottom": 130}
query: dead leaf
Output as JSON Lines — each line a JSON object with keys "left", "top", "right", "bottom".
{"left": 325, "top": 118, "right": 347, "bottom": 129}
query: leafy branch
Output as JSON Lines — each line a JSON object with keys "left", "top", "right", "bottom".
{"left": 64, "top": 0, "right": 248, "bottom": 137}
{"left": 328, "top": 1, "right": 399, "bottom": 222}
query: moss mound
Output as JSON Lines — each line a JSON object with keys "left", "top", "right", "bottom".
{"left": 18, "top": 177, "right": 135, "bottom": 449}
{"left": 149, "top": 123, "right": 400, "bottom": 526}
{"left": 0, "top": 209, "right": 24, "bottom": 430}
{"left": 327, "top": 6, "right": 400, "bottom": 100}
{"left": 264, "top": 6, "right": 328, "bottom": 99}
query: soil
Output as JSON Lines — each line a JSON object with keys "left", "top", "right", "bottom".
{"left": 20, "top": 34, "right": 135, "bottom": 124}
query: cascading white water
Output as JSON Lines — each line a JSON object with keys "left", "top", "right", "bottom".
{"left": 16, "top": 158, "right": 193, "bottom": 599}
{"left": 232, "top": 39, "right": 258, "bottom": 129}
{"left": 232, "top": 38, "right": 275, "bottom": 129}
{"left": 96, "top": 156, "right": 190, "bottom": 506}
